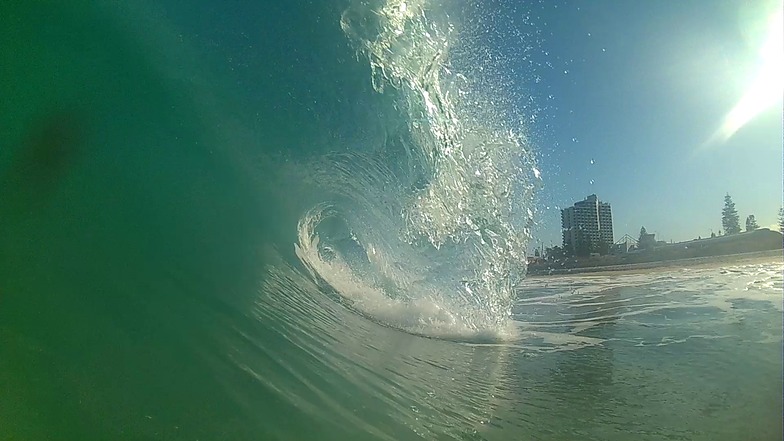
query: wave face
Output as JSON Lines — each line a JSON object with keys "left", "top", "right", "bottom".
{"left": 295, "top": 0, "right": 537, "bottom": 340}
{"left": 4, "top": 2, "right": 784, "bottom": 441}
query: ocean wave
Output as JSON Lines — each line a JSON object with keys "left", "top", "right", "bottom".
{"left": 290, "top": 0, "right": 537, "bottom": 340}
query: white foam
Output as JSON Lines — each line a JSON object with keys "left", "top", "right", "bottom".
{"left": 295, "top": 206, "right": 516, "bottom": 342}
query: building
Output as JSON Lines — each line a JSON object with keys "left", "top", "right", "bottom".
{"left": 561, "top": 194, "right": 614, "bottom": 254}
{"left": 612, "top": 234, "right": 637, "bottom": 254}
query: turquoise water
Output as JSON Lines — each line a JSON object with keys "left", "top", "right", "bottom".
{"left": 1, "top": 1, "right": 782, "bottom": 440}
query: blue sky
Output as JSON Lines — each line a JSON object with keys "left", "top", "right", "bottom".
{"left": 156, "top": 0, "right": 781, "bottom": 250}
{"left": 510, "top": 0, "right": 783, "bottom": 249}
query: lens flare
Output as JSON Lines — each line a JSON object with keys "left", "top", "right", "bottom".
{"left": 709, "top": 6, "right": 783, "bottom": 144}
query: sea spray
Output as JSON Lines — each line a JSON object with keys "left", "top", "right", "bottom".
{"left": 295, "top": 0, "right": 537, "bottom": 340}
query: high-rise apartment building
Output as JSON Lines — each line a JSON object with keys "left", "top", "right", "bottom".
{"left": 561, "top": 194, "right": 614, "bottom": 254}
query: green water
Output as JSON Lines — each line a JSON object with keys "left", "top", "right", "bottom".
{"left": 1, "top": 1, "right": 783, "bottom": 440}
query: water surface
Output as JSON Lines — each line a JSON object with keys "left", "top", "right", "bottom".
{"left": 1, "top": 1, "right": 782, "bottom": 440}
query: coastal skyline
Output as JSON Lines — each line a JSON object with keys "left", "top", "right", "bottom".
{"left": 505, "top": 0, "right": 783, "bottom": 248}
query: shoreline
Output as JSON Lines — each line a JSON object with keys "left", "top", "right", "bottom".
{"left": 526, "top": 249, "right": 783, "bottom": 277}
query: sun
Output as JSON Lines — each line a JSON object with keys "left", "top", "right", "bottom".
{"left": 710, "top": 5, "right": 783, "bottom": 144}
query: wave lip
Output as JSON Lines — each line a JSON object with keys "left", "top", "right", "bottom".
{"left": 293, "top": 0, "right": 538, "bottom": 342}
{"left": 295, "top": 205, "right": 517, "bottom": 342}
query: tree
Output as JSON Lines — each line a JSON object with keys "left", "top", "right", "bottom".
{"left": 722, "top": 194, "right": 741, "bottom": 235}
{"left": 638, "top": 226, "right": 655, "bottom": 250}
{"left": 596, "top": 240, "right": 610, "bottom": 255}
{"left": 745, "top": 215, "right": 759, "bottom": 232}
{"left": 574, "top": 228, "right": 593, "bottom": 257}
{"left": 779, "top": 207, "right": 784, "bottom": 232}
{"left": 545, "top": 245, "right": 564, "bottom": 261}
{"left": 638, "top": 226, "right": 648, "bottom": 244}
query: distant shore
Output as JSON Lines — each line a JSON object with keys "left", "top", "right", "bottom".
{"left": 528, "top": 228, "right": 783, "bottom": 276}
{"left": 526, "top": 248, "right": 783, "bottom": 277}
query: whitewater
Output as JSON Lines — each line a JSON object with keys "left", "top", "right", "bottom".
{"left": 1, "top": 1, "right": 781, "bottom": 440}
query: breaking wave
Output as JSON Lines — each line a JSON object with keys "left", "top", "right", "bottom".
{"left": 294, "top": 0, "right": 538, "bottom": 340}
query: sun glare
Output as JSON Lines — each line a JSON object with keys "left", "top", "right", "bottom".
{"left": 710, "top": 6, "right": 783, "bottom": 144}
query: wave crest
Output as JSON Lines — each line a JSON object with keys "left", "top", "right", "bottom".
{"left": 293, "top": 0, "right": 537, "bottom": 340}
